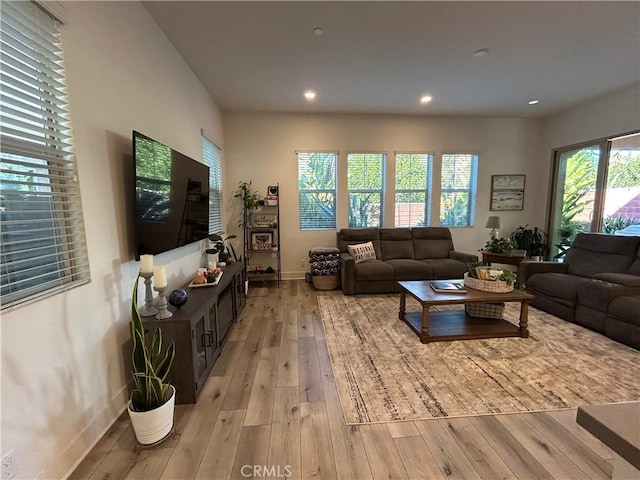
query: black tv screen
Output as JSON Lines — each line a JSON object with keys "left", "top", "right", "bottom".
{"left": 133, "top": 131, "right": 210, "bottom": 259}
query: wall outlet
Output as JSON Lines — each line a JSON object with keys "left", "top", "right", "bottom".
{"left": 300, "top": 258, "right": 306, "bottom": 267}
{"left": 2, "top": 450, "right": 16, "bottom": 480}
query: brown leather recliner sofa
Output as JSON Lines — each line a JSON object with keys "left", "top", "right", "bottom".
{"left": 337, "top": 227, "right": 478, "bottom": 295}
{"left": 518, "top": 233, "right": 640, "bottom": 349}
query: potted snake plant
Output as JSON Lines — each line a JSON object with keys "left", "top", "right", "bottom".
{"left": 128, "top": 276, "right": 176, "bottom": 445}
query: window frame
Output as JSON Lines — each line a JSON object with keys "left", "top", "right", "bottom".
{"left": 297, "top": 151, "right": 338, "bottom": 231}
{"left": 1, "top": 1, "right": 89, "bottom": 310}
{"left": 394, "top": 152, "right": 434, "bottom": 227}
{"left": 347, "top": 152, "right": 386, "bottom": 228}
{"left": 439, "top": 153, "right": 479, "bottom": 227}
{"left": 202, "top": 136, "right": 224, "bottom": 235}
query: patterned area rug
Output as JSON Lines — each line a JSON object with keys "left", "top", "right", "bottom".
{"left": 318, "top": 295, "right": 640, "bottom": 424}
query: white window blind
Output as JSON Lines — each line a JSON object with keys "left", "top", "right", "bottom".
{"left": 297, "top": 151, "right": 337, "bottom": 230}
{"left": 1, "top": 1, "right": 89, "bottom": 309}
{"left": 347, "top": 153, "right": 385, "bottom": 227}
{"left": 395, "top": 153, "right": 433, "bottom": 227}
{"left": 202, "top": 136, "right": 223, "bottom": 235}
{"left": 439, "top": 153, "right": 478, "bottom": 227}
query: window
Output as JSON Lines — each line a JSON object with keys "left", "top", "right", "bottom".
{"left": 440, "top": 153, "right": 478, "bottom": 227}
{"left": 1, "top": 2, "right": 89, "bottom": 309}
{"left": 297, "top": 152, "right": 337, "bottom": 230}
{"left": 202, "top": 136, "right": 224, "bottom": 234}
{"left": 395, "top": 153, "right": 433, "bottom": 227}
{"left": 347, "top": 153, "right": 386, "bottom": 227}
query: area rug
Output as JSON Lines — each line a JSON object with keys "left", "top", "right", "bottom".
{"left": 318, "top": 295, "right": 640, "bottom": 424}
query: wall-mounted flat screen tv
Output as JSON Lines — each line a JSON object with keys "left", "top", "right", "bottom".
{"left": 133, "top": 131, "right": 209, "bottom": 259}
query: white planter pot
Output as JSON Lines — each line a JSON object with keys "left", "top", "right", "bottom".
{"left": 127, "top": 385, "right": 175, "bottom": 445}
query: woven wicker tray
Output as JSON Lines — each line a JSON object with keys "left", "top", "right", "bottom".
{"left": 463, "top": 272, "right": 514, "bottom": 293}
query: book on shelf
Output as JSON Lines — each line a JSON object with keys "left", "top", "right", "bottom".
{"left": 430, "top": 280, "right": 467, "bottom": 293}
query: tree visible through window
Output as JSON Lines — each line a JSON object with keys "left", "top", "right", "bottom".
{"left": 348, "top": 153, "right": 385, "bottom": 227}
{"left": 440, "top": 153, "right": 478, "bottom": 227}
{"left": 298, "top": 152, "right": 337, "bottom": 230}
{"left": 395, "top": 153, "right": 433, "bottom": 227}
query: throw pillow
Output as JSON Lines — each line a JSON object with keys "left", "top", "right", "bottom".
{"left": 347, "top": 241, "right": 377, "bottom": 264}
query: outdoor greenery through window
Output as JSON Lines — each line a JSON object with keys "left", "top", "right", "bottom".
{"left": 203, "top": 136, "right": 224, "bottom": 234}
{"left": 395, "top": 153, "right": 433, "bottom": 227}
{"left": 297, "top": 152, "right": 337, "bottom": 230}
{"left": 439, "top": 153, "right": 478, "bottom": 227}
{"left": 348, "top": 153, "right": 386, "bottom": 227}
{"left": 0, "top": 1, "right": 90, "bottom": 309}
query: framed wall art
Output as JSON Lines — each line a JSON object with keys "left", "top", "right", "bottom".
{"left": 490, "top": 174, "right": 526, "bottom": 211}
{"left": 251, "top": 232, "right": 273, "bottom": 250}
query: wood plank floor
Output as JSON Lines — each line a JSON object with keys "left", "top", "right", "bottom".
{"left": 71, "top": 280, "right": 621, "bottom": 480}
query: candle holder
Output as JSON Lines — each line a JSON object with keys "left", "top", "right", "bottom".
{"left": 153, "top": 285, "right": 173, "bottom": 319}
{"left": 138, "top": 272, "right": 159, "bottom": 317}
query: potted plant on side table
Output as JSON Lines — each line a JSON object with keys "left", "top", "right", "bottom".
{"left": 510, "top": 225, "right": 547, "bottom": 260}
{"left": 128, "top": 277, "right": 176, "bottom": 446}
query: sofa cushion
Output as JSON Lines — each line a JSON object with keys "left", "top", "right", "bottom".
{"left": 527, "top": 272, "right": 588, "bottom": 303}
{"left": 347, "top": 241, "right": 377, "bottom": 263}
{"left": 386, "top": 259, "right": 433, "bottom": 280}
{"left": 420, "top": 259, "right": 469, "bottom": 279}
{"left": 354, "top": 260, "right": 394, "bottom": 281}
{"left": 337, "top": 228, "right": 381, "bottom": 258}
{"left": 593, "top": 273, "right": 640, "bottom": 287}
{"left": 627, "top": 246, "right": 640, "bottom": 275}
{"left": 608, "top": 296, "right": 640, "bottom": 326}
{"left": 566, "top": 233, "right": 639, "bottom": 278}
{"left": 380, "top": 228, "right": 414, "bottom": 260}
{"left": 411, "top": 227, "right": 454, "bottom": 259}
{"left": 576, "top": 280, "right": 623, "bottom": 312}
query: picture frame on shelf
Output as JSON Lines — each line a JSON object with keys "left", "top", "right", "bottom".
{"left": 490, "top": 174, "right": 525, "bottom": 211}
{"left": 266, "top": 185, "right": 279, "bottom": 205}
{"left": 251, "top": 232, "right": 273, "bottom": 250}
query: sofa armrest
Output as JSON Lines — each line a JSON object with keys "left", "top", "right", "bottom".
{"left": 449, "top": 251, "right": 479, "bottom": 263}
{"left": 593, "top": 273, "right": 640, "bottom": 287}
{"left": 517, "top": 261, "right": 568, "bottom": 286}
{"left": 340, "top": 252, "right": 356, "bottom": 295}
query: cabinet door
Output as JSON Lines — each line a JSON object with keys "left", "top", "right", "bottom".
{"left": 192, "top": 308, "right": 211, "bottom": 394}
{"left": 218, "top": 285, "right": 235, "bottom": 343}
{"left": 206, "top": 297, "right": 220, "bottom": 358}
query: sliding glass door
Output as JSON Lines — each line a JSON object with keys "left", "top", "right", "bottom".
{"left": 548, "top": 132, "right": 640, "bottom": 260}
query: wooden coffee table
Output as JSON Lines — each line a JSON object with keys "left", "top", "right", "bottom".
{"left": 398, "top": 280, "right": 535, "bottom": 343}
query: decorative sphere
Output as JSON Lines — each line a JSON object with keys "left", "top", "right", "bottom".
{"left": 168, "top": 288, "right": 188, "bottom": 308}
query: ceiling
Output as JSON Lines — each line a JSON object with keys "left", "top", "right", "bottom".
{"left": 143, "top": 1, "right": 640, "bottom": 118}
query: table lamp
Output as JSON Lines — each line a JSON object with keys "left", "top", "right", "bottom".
{"left": 485, "top": 216, "right": 502, "bottom": 238}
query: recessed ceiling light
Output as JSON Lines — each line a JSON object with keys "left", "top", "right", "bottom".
{"left": 420, "top": 95, "right": 432, "bottom": 104}
{"left": 304, "top": 90, "right": 317, "bottom": 100}
{"left": 528, "top": 99, "right": 540, "bottom": 105}
{"left": 473, "top": 48, "right": 489, "bottom": 57}
{"left": 312, "top": 27, "right": 324, "bottom": 36}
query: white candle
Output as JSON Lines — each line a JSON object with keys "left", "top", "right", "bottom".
{"left": 208, "top": 260, "right": 217, "bottom": 270}
{"left": 140, "top": 254, "right": 153, "bottom": 274}
{"left": 153, "top": 265, "right": 167, "bottom": 288}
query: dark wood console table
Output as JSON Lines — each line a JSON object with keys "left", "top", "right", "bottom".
{"left": 141, "top": 262, "right": 245, "bottom": 404}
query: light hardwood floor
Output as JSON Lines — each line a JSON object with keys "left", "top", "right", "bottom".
{"left": 71, "top": 280, "right": 620, "bottom": 480}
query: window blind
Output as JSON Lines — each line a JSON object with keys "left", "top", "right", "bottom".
{"left": 347, "top": 153, "right": 385, "bottom": 227}
{"left": 202, "top": 136, "right": 223, "bottom": 235}
{"left": 1, "top": 1, "right": 90, "bottom": 309}
{"left": 439, "top": 153, "right": 478, "bottom": 227}
{"left": 297, "top": 152, "right": 337, "bottom": 230}
{"left": 395, "top": 153, "right": 433, "bottom": 227}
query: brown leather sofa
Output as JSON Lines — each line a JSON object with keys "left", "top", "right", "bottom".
{"left": 518, "top": 233, "right": 640, "bottom": 349}
{"left": 337, "top": 227, "right": 478, "bottom": 295}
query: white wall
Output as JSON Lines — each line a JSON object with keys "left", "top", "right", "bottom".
{"left": 0, "top": 3, "right": 223, "bottom": 478}
{"left": 542, "top": 82, "right": 640, "bottom": 151}
{"left": 223, "top": 113, "right": 546, "bottom": 278}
